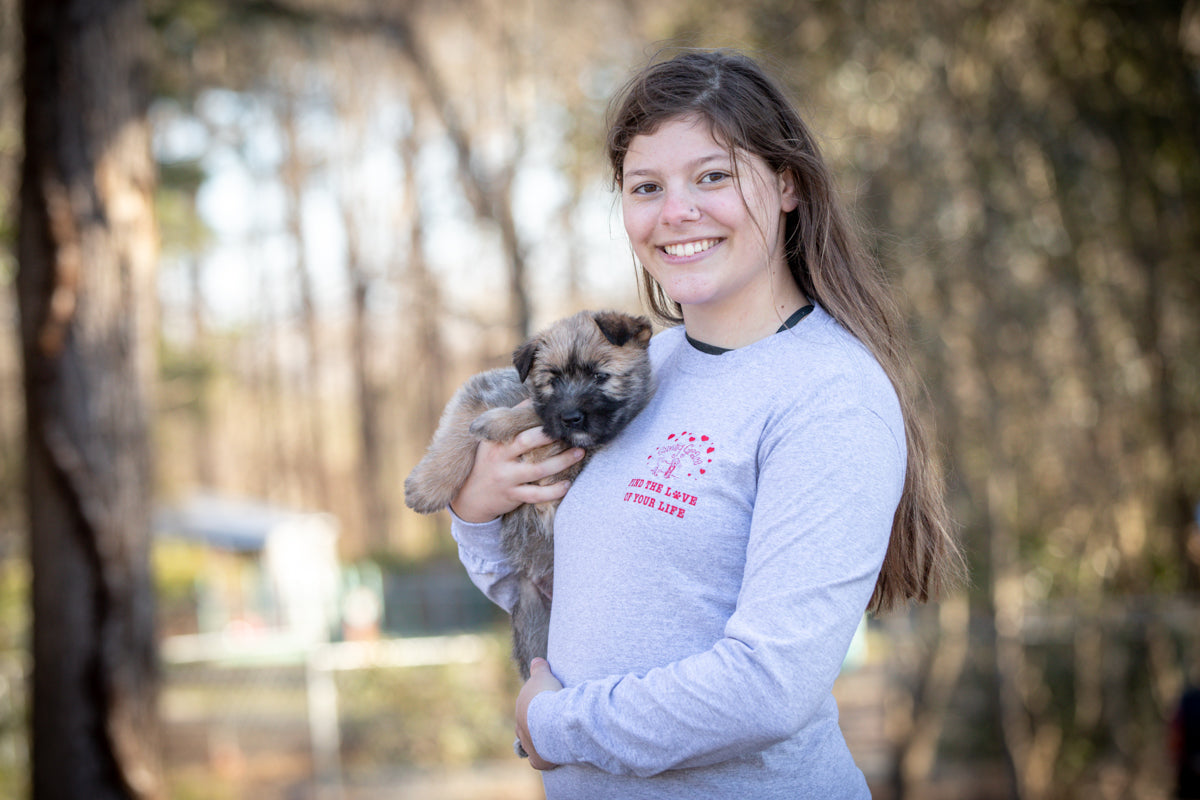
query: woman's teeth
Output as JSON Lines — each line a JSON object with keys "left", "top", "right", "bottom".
{"left": 663, "top": 238, "right": 719, "bottom": 257}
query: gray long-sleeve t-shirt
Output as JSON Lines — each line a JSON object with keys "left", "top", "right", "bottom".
{"left": 451, "top": 305, "right": 904, "bottom": 798}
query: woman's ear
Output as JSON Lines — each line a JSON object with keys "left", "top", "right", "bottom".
{"left": 779, "top": 170, "right": 800, "bottom": 213}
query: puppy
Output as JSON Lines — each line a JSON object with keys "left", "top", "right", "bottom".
{"left": 405, "top": 310, "right": 654, "bottom": 679}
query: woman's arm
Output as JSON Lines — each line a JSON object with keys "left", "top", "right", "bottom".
{"left": 524, "top": 403, "right": 904, "bottom": 776}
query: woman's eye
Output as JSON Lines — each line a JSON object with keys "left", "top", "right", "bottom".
{"left": 630, "top": 182, "right": 660, "bottom": 196}
{"left": 700, "top": 170, "right": 731, "bottom": 184}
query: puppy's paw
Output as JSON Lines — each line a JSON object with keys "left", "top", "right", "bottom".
{"left": 403, "top": 458, "right": 459, "bottom": 514}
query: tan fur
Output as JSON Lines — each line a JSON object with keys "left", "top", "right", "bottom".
{"left": 404, "top": 310, "right": 654, "bottom": 681}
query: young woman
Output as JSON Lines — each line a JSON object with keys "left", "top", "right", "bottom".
{"left": 448, "top": 49, "right": 964, "bottom": 797}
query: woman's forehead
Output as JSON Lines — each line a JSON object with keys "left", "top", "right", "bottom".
{"left": 623, "top": 115, "right": 746, "bottom": 167}
{"left": 623, "top": 120, "right": 776, "bottom": 186}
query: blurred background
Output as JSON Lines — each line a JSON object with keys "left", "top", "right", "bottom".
{"left": 1, "top": 0, "right": 1198, "bottom": 798}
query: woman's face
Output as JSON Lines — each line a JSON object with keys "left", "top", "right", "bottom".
{"left": 621, "top": 115, "right": 798, "bottom": 331}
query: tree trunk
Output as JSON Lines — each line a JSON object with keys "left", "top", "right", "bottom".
{"left": 186, "top": 255, "right": 216, "bottom": 488}
{"left": 280, "top": 94, "right": 332, "bottom": 512}
{"left": 399, "top": 132, "right": 446, "bottom": 444}
{"left": 341, "top": 201, "right": 390, "bottom": 552}
{"left": 892, "top": 594, "right": 971, "bottom": 799}
{"left": 17, "top": 0, "right": 162, "bottom": 797}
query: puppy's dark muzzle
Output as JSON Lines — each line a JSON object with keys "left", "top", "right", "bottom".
{"left": 553, "top": 408, "right": 597, "bottom": 447}
{"left": 538, "top": 381, "right": 632, "bottom": 448}
{"left": 560, "top": 409, "right": 586, "bottom": 430}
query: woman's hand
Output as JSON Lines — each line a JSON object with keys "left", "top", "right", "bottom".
{"left": 450, "top": 420, "right": 585, "bottom": 523}
{"left": 516, "top": 657, "right": 563, "bottom": 770}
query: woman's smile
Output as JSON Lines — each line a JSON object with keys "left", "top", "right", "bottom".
{"left": 660, "top": 238, "right": 724, "bottom": 259}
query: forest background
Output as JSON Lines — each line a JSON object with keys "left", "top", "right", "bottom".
{"left": 1, "top": 0, "right": 1198, "bottom": 799}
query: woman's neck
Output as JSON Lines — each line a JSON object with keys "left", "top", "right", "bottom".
{"left": 682, "top": 286, "right": 809, "bottom": 351}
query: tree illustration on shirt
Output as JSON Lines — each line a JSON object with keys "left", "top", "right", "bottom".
{"left": 648, "top": 431, "right": 714, "bottom": 480}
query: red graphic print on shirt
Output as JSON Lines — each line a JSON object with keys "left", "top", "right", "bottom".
{"left": 621, "top": 431, "right": 715, "bottom": 521}
{"left": 649, "top": 431, "right": 715, "bottom": 479}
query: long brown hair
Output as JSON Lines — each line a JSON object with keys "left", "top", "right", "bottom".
{"left": 606, "top": 49, "right": 965, "bottom": 612}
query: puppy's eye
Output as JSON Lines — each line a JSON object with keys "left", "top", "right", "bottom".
{"left": 592, "top": 371, "right": 610, "bottom": 384}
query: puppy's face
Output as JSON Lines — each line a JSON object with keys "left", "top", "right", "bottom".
{"left": 514, "top": 311, "right": 653, "bottom": 449}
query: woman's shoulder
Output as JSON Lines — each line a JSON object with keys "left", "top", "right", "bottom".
{"left": 648, "top": 323, "right": 687, "bottom": 364}
{"left": 778, "top": 307, "right": 887, "bottom": 382}
{"left": 773, "top": 307, "right": 902, "bottom": 426}
{"left": 649, "top": 323, "right": 686, "bottom": 348}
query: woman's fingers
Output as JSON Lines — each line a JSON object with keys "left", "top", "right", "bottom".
{"left": 491, "top": 427, "right": 585, "bottom": 483}
{"left": 507, "top": 422, "right": 557, "bottom": 453}
{"left": 449, "top": 427, "right": 585, "bottom": 523}
{"left": 516, "top": 658, "right": 562, "bottom": 770}
{"left": 507, "top": 478, "right": 572, "bottom": 507}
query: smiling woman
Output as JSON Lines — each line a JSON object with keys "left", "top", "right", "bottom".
{"left": 446, "top": 49, "right": 964, "bottom": 799}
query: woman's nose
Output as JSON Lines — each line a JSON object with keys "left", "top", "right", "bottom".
{"left": 660, "top": 187, "right": 700, "bottom": 225}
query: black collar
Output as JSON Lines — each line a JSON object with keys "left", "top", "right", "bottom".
{"left": 685, "top": 304, "right": 814, "bottom": 355}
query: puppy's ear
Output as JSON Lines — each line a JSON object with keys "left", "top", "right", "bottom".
{"left": 513, "top": 339, "right": 540, "bottom": 383}
{"left": 593, "top": 311, "right": 652, "bottom": 348}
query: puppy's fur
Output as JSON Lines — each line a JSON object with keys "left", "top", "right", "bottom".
{"left": 405, "top": 310, "right": 654, "bottom": 679}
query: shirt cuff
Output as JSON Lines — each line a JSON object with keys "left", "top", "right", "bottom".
{"left": 448, "top": 508, "right": 506, "bottom": 564}
{"left": 526, "top": 687, "right": 572, "bottom": 766}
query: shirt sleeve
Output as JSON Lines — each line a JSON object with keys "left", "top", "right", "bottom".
{"left": 449, "top": 510, "right": 518, "bottom": 613}
{"left": 526, "top": 401, "right": 905, "bottom": 776}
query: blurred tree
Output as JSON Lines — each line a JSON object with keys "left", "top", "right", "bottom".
{"left": 862, "top": 3, "right": 1200, "bottom": 797}
{"left": 279, "top": 85, "right": 333, "bottom": 512}
{"left": 154, "top": 158, "right": 216, "bottom": 490}
{"left": 332, "top": 55, "right": 392, "bottom": 550}
{"left": 17, "top": 0, "right": 162, "bottom": 797}
{"left": 0, "top": 0, "right": 22, "bottom": 556}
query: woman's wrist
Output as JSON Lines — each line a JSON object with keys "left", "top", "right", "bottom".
{"left": 448, "top": 498, "right": 500, "bottom": 525}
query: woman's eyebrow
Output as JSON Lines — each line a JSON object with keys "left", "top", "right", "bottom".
{"left": 624, "top": 153, "right": 731, "bottom": 179}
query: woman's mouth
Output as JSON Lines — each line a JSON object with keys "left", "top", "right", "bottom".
{"left": 661, "top": 238, "right": 721, "bottom": 257}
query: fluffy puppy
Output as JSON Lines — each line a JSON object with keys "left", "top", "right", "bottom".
{"left": 405, "top": 310, "right": 654, "bottom": 679}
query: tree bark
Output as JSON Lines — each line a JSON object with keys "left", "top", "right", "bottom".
{"left": 18, "top": 0, "right": 162, "bottom": 797}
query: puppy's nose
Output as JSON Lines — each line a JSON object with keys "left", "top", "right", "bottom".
{"left": 561, "top": 409, "right": 585, "bottom": 429}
